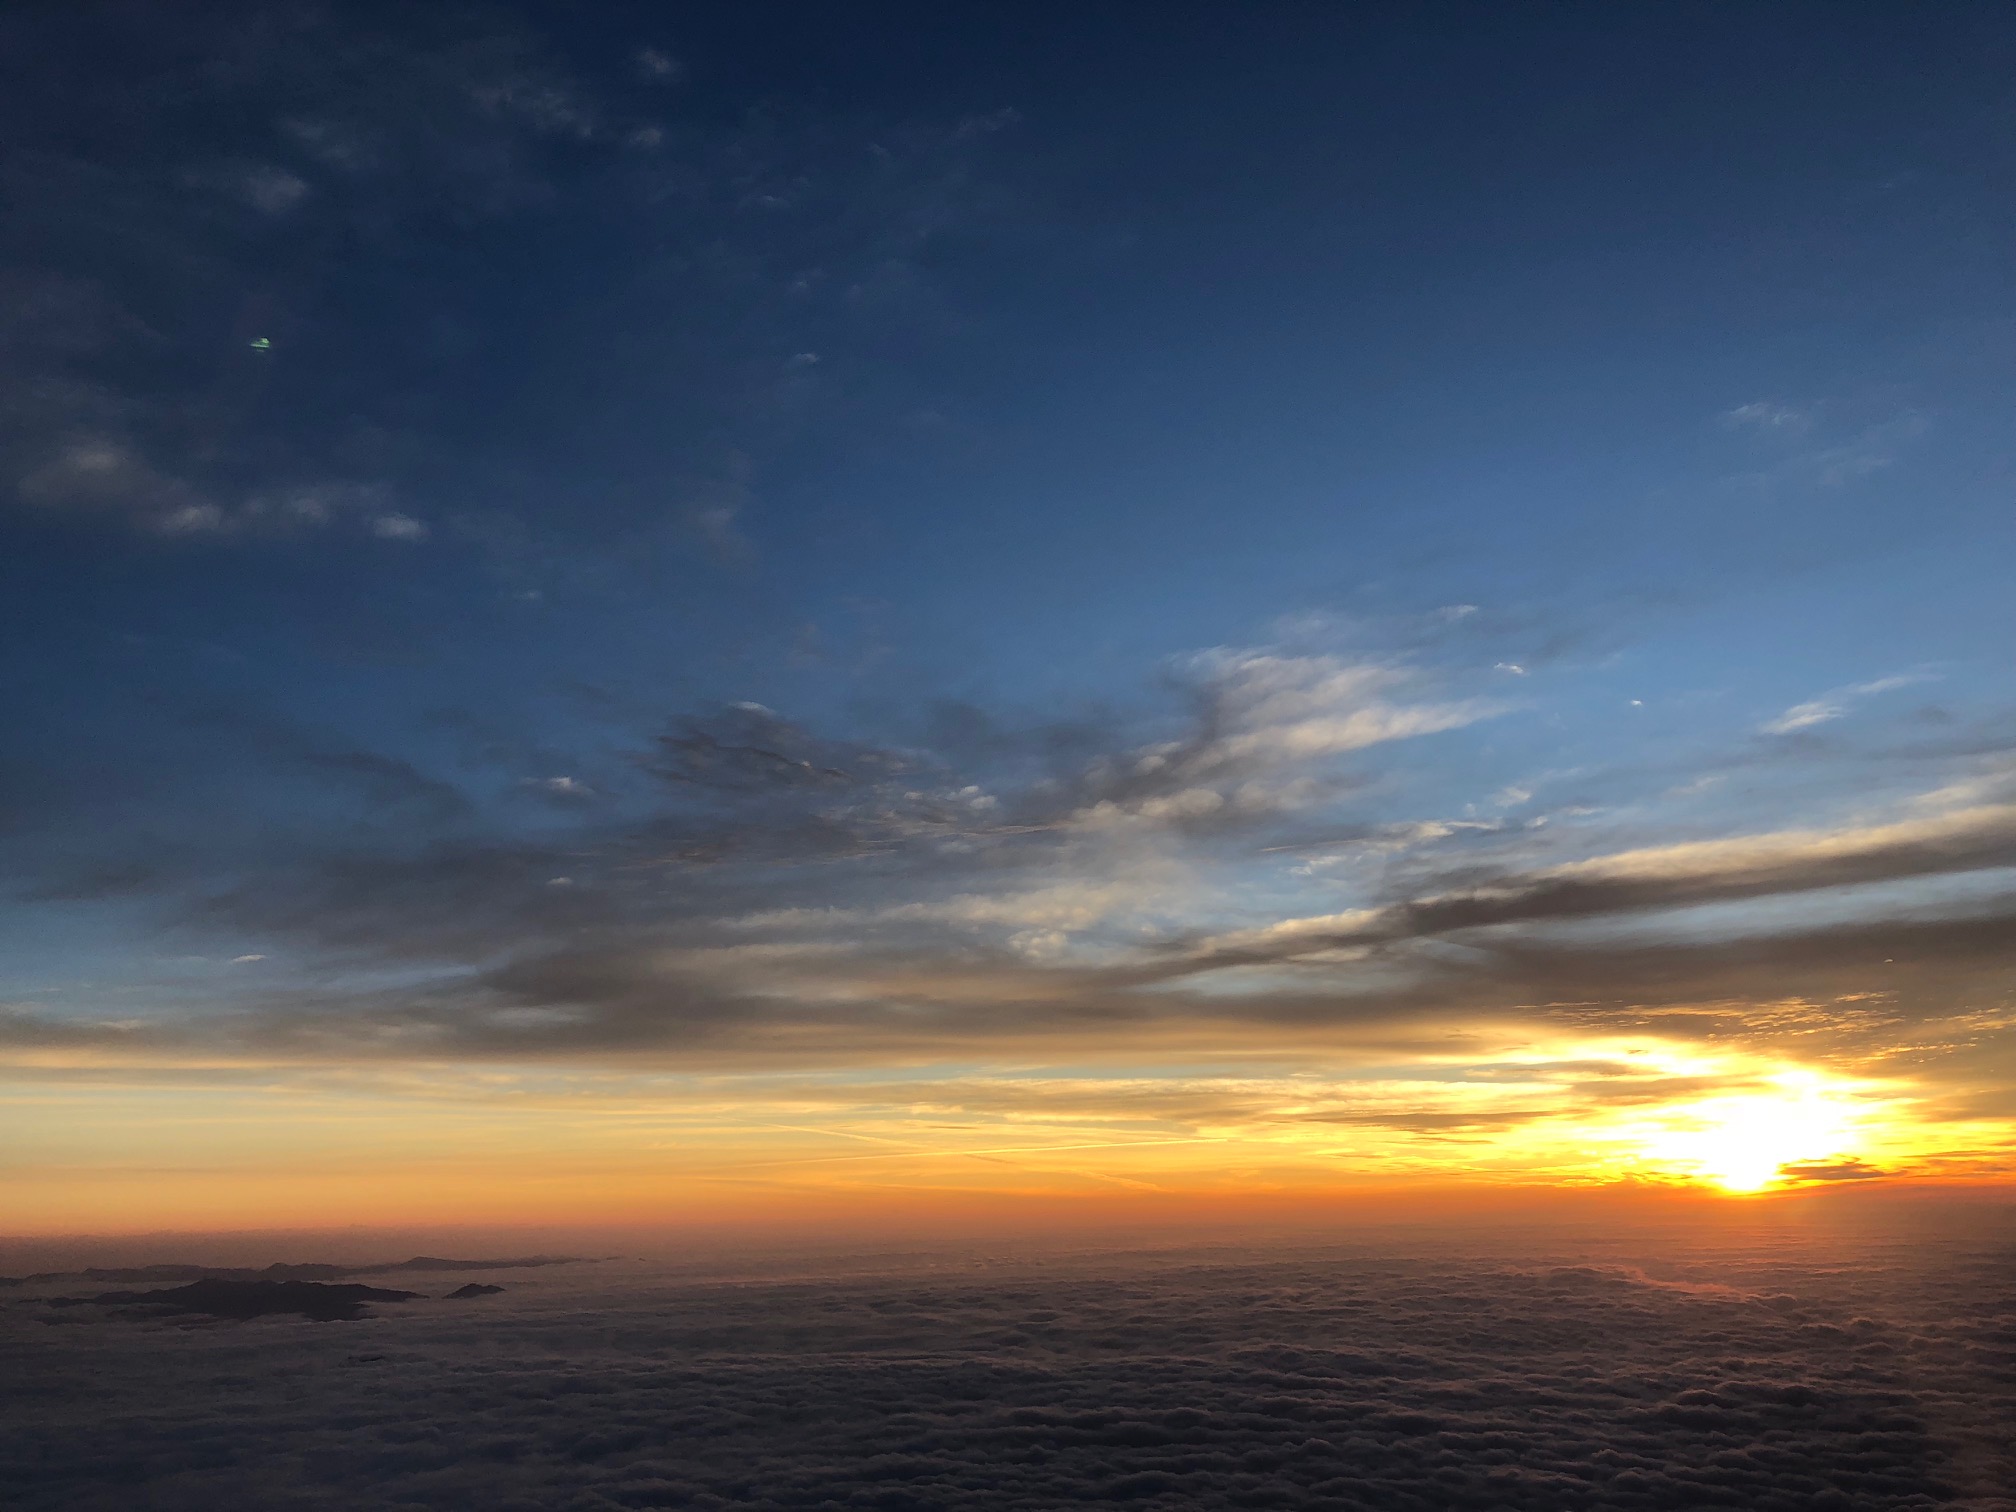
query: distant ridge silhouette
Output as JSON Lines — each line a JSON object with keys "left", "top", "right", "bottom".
{"left": 49, "top": 1279, "right": 423, "bottom": 1322}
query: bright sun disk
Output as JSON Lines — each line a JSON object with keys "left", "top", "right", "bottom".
{"left": 1630, "top": 1072, "right": 1863, "bottom": 1193}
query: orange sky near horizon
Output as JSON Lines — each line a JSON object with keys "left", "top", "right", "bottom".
{"left": 9, "top": 1027, "right": 2014, "bottom": 1237}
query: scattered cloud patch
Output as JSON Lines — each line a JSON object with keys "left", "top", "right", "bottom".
{"left": 1762, "top": 673, "right": 1935, "bottom": 735}
{"left": 635, "top": 47, "right": 684, "bottom": 82}
{"left": 370, "top": 513, "right": 428, "bottom": 541}
{"left": 1722, "top": 399, "right": 1812, "bottom": 432}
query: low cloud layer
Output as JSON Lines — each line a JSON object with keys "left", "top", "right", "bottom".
{"left": 6, "top": 1233, "right": 2013, "bottom": 1510}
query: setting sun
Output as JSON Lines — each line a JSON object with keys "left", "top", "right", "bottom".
{"left": 1626, "top": 1073, "right": 1866, "bottom": 1193}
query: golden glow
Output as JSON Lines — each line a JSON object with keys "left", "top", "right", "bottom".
{"left": 3, "top": 1035, "right": 2012, "bottom": 1234}
{"left": 1616, "top": 1072, "right": 1862, "bottom": 1192}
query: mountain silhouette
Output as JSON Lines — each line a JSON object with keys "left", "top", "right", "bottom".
{"left": 6, "top": 1254, "right": 585, "bottom": 1286}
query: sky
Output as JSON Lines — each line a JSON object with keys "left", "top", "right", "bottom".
{"left": 3, "top": 0, "right": 2014, "bottom": 1235}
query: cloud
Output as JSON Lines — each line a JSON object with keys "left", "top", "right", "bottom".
{"left": 645, "top": 703, "right": 915, "bottom": 797}
{"left": 0, "top": 8, "right": 1026, "bottom": 558}
{"left": 0, "top": 11, "right": 605, "bottom": 538}
{"left": 1803, "top": 413, "right": 1927, "bottom": 487}
{"left": 527, "top": 776, "right": 594, "bottom": 802}
{"left": 1762, "top": 674, "right": 1935, "bottom": 736}
{"left": 184, "top": 160, "right": 312, "bottom": 215}
{"left": 16, "top": 440, "right": 213, "bottom": 528}
{"left": 3, "top": 569, "right": 2010, "bottom": 1130}
{"left": 17, "top": 444, "right": 416, "bottom": 538}
{"left": 1163, "top": 791, "right": 2016, "bottom": 988}
{"left": 1183, "top": 651, "right": 1489, "bottom": 767}
{"left": 369, "top": 513, "right": 428, "bottom": 541}
{"left": 7, "top": 652, "right": 2014, "bottom": 1092}
{"left": 1722, "top": 399, "right": 1812, "bottom": 432}
{"left": 1057, "top": 651, "right": 1494, "bottom": 831}
{"left": 4, "top": 1238, "right": 2010, "bottom": 1511}
{"left": 1721, "top": 405, "right": 1928, "bottom": 493}
{"left": 635, "top": 47, "right": 684, "bottom": 83}
{"left": 1778, "top": 1157, "right": 1887, "bottom": 1183}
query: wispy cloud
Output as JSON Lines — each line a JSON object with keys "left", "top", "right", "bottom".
{"left": 1721, "top": 399, "right": 1812, "bottom": 432}
{"left": 1061, "top": 651, "right": 1496, "bottom": 831}
{"left": 7, "top": 647, "right": 2014, "bottom": 1094}
{"left": 1761, "top": 672, "right": 1935, "bottom": 735}
{"left": 1719, "top": 400, "right": 1928, "bottom": 493}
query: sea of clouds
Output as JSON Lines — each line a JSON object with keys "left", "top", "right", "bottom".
{"left": 6, "top": 1228, "right": 2014, "bottom": 1511}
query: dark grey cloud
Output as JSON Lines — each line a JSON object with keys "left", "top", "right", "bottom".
{"left": 1151, "top": 803, "right": 2016, "bottom": 984}
{"left": 1780, "top": 1158, "right": 1889, "bottom": 1184}
{"left": 8, "top": 672, "right": 2015, "bottom": 1073}
{"left": 645, "top": 703, "right": 918, "bottom": 797}
{"left": 4, "top": 1234, "right": 2012, "bottom": 1510}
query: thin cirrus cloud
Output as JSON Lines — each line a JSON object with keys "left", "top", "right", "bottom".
{"left": 1761, "top": 673, "right": 1937, "bottom": 735}
{"left": 1722, "top": 398, "right": 1813, "bottom": 431}
{"left": 1718, "top": 399, "right": 1929, "bottom": 493}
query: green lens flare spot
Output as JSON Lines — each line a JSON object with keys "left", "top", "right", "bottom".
{"left": 249, "top": 336, "right": 272, "bottom": 350}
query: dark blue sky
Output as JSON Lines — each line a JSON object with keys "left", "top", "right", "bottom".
{"left": 3, "top": 2, "right": 2014, "bottom": 1193}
